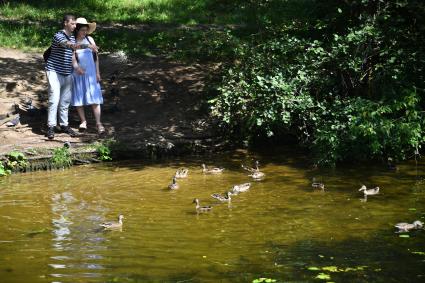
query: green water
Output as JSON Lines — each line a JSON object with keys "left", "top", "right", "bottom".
{"left": 0, "top": 150, "right": 424, "bottom": 283}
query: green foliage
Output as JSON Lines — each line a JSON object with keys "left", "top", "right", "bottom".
{"left": 315, "top": 273, "right": 331, "bottom": 280}
{"left": 0, "top": 0, "right": 243, "bottom": 24}
{"left": 1, "top": 0, "right": 425, "bottom": 165}
{"left": 252, "top": 278, "right": 277, "bottom": 283}
{"left": 210, "top": 0, "right": 425, "bottom": 165}
{"left": 0, "top": 162, "right": 9, "bottom": 176}
{"left": 96, "top": 141, "right": 113, "bottom": 161}
{"left": 51, "top": 147, "right": 72, "bottom": 168}
{"left": 4, "top": 151, "right": 28, "bottom": 173}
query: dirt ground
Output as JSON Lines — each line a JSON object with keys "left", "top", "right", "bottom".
{"left": 0, "top": 47, "right": 220, "bottom": 156}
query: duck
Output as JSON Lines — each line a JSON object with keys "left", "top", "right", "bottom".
{"left": 100, "top": 214, "right": 124, "bottom": 229}
{"left": 175, "top": 168, "right": 189, "bottom": 178}
{"left": 192, "top": 198, "right": 212, "bottom": 212}
{"left": 211, "top": 191, "right": 233, "bottom": 202}
{"left": 243, "top": 161, "right": 265, "bottom": 180}
{"left": 202, "top": 164, "right": 224, "bottom": 174}
{"left": 230, "top": 183, "right": 251, "bottom": 194}
{"left": 168, "top": 176, "right": 179, "bottom": 190}
{"left": 312, "top": 178, "right": 325, "bottom": 190}
{"left": 249, "top": 171, "right": 265, "bottom": 180}
{"left": 241, "top": 160, "right": 260, "bottom": 173}
{"left": 359, "top": 185, "right": 380, "bottom": 196}
{"left": 394, "top": 220, "right": 423, "bottom": 232}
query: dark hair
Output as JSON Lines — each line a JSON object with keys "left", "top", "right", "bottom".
{"left": 62, "top": 14, "right": 75, "bottom": 26}
{"left": 74, "top": 23, "right": 89, "bottom": 37}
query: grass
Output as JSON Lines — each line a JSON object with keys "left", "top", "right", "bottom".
{"left": 0, "top": 0, "right": 246, "bottom": 60}
{"left": 0, "top": 0, "right": 241, "bottom": 24}
{"left": 0, "top": 18, "right": 241, "bottom": 62}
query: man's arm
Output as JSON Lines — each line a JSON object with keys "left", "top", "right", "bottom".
{"left": 58, "top": 40, "right": 98, "bottom": 52}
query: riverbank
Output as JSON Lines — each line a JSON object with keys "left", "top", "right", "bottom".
{"left": 0, "top": 47, "right": 226, "bottom": 172}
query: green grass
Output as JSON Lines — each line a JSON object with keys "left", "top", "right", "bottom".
{"left": 0, "top": 17, "right": 241, "bottom": 62}
{"left": 0, "top": 0, "right": 246, "bottom": 59}
{"left": 0, "top": 0, "right": 241, "bottom": 24}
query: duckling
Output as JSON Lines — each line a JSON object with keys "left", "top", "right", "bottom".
{"left": 201, "top": 164, "right": 224, "bottom": 174}
{"left": 230, "top": 183, "right": 251, "bottom": 194}
{"left": 100, "top": 214, "right": 124, "bottom": 229}
{"left": 168, "top": 176, "right": 179, "bottom": 190}
{"left": 211, "top": 191, "right": 233, "bottom": 202}
{"left": 394, "top": 220, "right": 423, "bottom": 232}
{"left": 192, "top": 198, "right": 212, "bottom": 212}
{"left": 175, "top": 168, "right": 189, "bottom": 178}
{"left": 359, "top": 185, "right": 380, "bottom": 196}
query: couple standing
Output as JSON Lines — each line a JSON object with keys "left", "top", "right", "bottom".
{"left": 45, "top": 14, "right": 104, "bottom": 140}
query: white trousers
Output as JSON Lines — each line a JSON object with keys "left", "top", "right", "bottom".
{"left": 46, "top": 71, "right": 72, "bottom": 127}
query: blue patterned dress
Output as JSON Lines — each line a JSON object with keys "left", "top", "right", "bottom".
{"left": 71, "top": 38, "right": 103, "bottom": 106}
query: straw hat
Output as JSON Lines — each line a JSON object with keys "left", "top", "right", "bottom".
{"left": 75, "top": 17, "right": 96, "bottom": 34}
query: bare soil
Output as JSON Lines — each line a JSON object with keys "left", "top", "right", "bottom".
{"left": 0, "top": 47, "right": 221, "bottom": 156}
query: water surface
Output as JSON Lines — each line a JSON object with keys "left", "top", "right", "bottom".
{"left": 0, "top": 150, "right": 424, "bottom": 282}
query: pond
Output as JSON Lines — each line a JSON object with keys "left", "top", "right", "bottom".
{"left": 0, "top": 149, "right": 424, "bottom": 282}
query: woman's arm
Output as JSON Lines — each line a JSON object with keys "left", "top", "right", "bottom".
{"left": 89, "top": 36, "right": 101, "bottom": 82}
{"left": 72, "top": 52, "right": 85, "bottom": 75}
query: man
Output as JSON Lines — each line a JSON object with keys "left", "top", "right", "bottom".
{"left": 45, "top": 14, "right": 99, "bottom": 140}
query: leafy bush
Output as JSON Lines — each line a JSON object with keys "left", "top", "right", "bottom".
{"left": 51, "top": 147, "right": 72, "bottom": 168}
{"left": 96, "top": 142, "right": 112, "bottom": 161}
{"left": 4, "top": 151, "right": 28, "bottom": 172}
{"left": 210, "top": 0, "right": 425, "bottom": 165}
{"left": 0, "top": 162, "right": 10, "bottom": 176}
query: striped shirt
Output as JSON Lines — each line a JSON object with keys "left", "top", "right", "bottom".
{"left": 45, "top": 31, "right": 75, "bottom": 76}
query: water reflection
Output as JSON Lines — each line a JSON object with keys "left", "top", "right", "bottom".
{"left": 49, "top": 189, "right": 107, "bottom": 280}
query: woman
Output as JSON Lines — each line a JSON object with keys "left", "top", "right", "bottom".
{"left": 71, "top": 17, "right": 104, "bottom": 134}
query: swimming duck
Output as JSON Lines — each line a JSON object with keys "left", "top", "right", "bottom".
{"left": 192, "top": 198, "right": 212, "bottom": 212}
{"left": 211, "top": 191, "right": 233, "bottom": 202}
{"left": 249, "top": 171, "right": 265, "bottom": 180}
{"left": 312, "top": 178, "right": 325, "bottom": 190}
{"left": 230, "top": 183, "right": 251, "bottom": 194}
{"left": 168, "top": 176, "right": 179, "bottom": 190}
{"left": 394, "top": 220, "right": 423, "bottom": 232}
{"left": 100, "top": 214, "right": 124, "bottom": 229}
{"left": 312, "top": 182, "right": 325, "bottom": 190}
{"left": 175, "top": 168, "right": 189, "bottom": 178}
{"left": 202, "top": 164, "right": 224, "bottom": 174}
{"left": 359, "top": 185, "right": 380, "bottom": 196}
{"left": 241, "top": 160, "right": 261, "bottom": 172}
{"left": 243, "top": 161, "right": 265, "bottom": 180}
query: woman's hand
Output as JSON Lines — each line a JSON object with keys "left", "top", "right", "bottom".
{"left": 89, "top": 44, "right": 99, "bottom": 53}
{"left": 75, "top": 66, "right": 85, "bottom": 75}
{"left": 96, "top": 73, "right": 101, "bottom": 82}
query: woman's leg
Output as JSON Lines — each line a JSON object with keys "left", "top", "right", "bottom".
{"left": 91, "top": 104, "right": 101, "bottom": 125}
{"left": 76, "top": 106, "right": 87, "bottom": 128}
{"left": 91, "top": 104, "right": 104, "bottom": 133}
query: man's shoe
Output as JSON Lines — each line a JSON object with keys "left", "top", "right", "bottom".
{"left": 47, "top": 126, "right": 55, "bottom": 140}
{"left": 60, "top": 125, "right": 77, "bottom": 137}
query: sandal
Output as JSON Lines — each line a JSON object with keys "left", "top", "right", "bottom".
{"left": 79, "top": 121, "right": 87, "bottom": 132}
{"left": 97, "top": 124, "right": 105, "bottom": 135}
